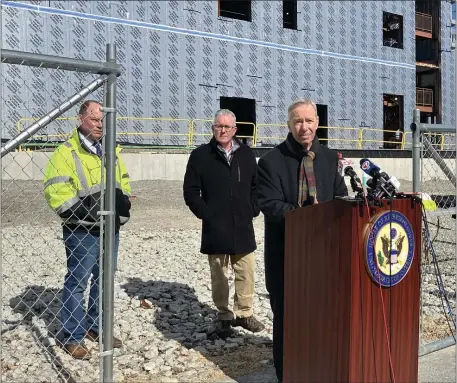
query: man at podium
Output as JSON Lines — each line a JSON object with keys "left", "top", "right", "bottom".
{"left": 257, "top": 98, "right": 348, "bottom": 381}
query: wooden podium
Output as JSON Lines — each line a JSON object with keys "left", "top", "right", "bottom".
{"left": 283, "top": 198, "right": 421, "bottom": 383}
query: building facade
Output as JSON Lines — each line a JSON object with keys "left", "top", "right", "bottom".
{"left": 1, "top": 1, "right": 455, "bottom": 149}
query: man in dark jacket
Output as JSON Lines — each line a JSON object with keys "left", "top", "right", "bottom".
{"left": 258, "top": 99, "right": 348, "bottom": 381}
{"left": 183, "top": 109, "right": 265, "bottom": 338}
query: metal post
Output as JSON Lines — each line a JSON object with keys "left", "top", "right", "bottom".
{"left": 1, "top": 49, "right": 121, "bottom": 75}
{"left": 0, "top": 76, "right": 107, "bottom": 157}
{"left": 0, "top": 12, "right": 3, "bottom": 383}
{"left": 102, "top": 43, "right": 117, "bottom": 383}
{"left": 455, "top": 37, "right": 457, "bottom": 376}
{"left": 412, "top": 109, "right": 421, "bottom": 193}
{"left": 98, "top": 95, "right": 107, "bottom": 382}
{"left": 422, "top": 136, "right": 456, "bottom": 186}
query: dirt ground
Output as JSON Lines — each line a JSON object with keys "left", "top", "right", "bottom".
{"left": 1, "top": 180, "right": 200, "bottom": 231}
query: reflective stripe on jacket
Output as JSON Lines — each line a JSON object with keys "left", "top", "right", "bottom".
{"left": 43, "top": 129, "right": 131, "bottom": 228}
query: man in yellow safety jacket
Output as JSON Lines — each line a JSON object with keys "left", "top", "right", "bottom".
{"left": 43, "top": 100, "right": 131, "bottom": 360}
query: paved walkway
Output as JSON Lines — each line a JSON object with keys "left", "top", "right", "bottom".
{"left": 216, "top": 345, "right": 455, "bottom": 383}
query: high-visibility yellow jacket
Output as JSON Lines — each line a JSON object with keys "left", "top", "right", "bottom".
{"left": 43, "top": 129, "right": 131, "bottom": 231}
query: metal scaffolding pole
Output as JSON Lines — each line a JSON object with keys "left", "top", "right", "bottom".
{"left": 0, "top": 76, "right": 107, "bottom": 158}
{"left": 1, "top": 49, "right": 121, "bottom": 76}
{"left": 102, "top": 43, "right": 117, "bottom": 383}
{"left": 412, "top": 109, "right": 421, "bottom": 193}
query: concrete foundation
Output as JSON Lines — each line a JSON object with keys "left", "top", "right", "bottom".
{"left": 1, "top": 152, "right": 454, "bottom": 184}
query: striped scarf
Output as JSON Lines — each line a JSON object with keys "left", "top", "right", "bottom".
{"left": 298, "top": 151, "right": 317, "bottom": 206}
{"left": 286, "top": 138, "right": 318, "bottom": 206}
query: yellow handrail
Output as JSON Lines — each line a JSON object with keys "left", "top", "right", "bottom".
{"left": 254, "top": 124, "right": 288, "bottom": 147}
{"left": 319, "top": 126, "right": 362, "bottom": 148}
{"left": 189, "top": 119, "right": 255, "bottom": 146}
{"left": 360, "top": 128, "right": 405, "bottom": 149}
{"left": 421, "top": 132, "right": 445, "bottom": 151}
{"left": 255, "top": 125, "right": 363, "bottom": 148}
{"left": 16, "top": 116, "right": 193, "bottom": 149}
{"left": 16, "top": 117, "right": 78, "bottom": 151}
{"left": 189, "top": 119, "right": 212, "bottom": 147}
{"left": 14, "top": 115, "right": 456, "bottom": 151}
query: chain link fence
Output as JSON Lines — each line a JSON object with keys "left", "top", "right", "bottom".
{"left": 411, "top": 110, "right": 456, "bottom": 351}
{"left": 1, "top": 45, "right": 120, "bottom": 382}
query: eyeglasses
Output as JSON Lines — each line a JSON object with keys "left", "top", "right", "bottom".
{"left": 212, "top": 124, "right": 236, "bottom": 131}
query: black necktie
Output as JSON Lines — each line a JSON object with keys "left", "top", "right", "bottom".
{"left": 94, "top": 141, "right": 102, "bottom": 158}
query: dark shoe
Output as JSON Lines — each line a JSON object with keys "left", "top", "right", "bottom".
{"left": 63, "top": 343, "right": 91, "bottom": 360}
{"left": 86, "top": 330, "right": 123, "bottom": 348}
{"left": 216, "top": 319, "right": 234, "bottom": 339}
{"left": 233, "top": 316, "right": 265, "bottom": 332}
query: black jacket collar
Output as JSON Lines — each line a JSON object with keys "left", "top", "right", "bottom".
{"left": 209, "top": 136, "right": 242, "bottom": 151}
{"left": 285, "top": 133, "right": 320, "bottom": 159}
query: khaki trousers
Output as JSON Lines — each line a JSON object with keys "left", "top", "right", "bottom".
{"left": 207, "top": 253, "right": 255, "bottom": 320}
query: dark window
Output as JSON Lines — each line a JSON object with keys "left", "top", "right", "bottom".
{"left": 383, "top": 94, "right": 404, "bottom": 149}
{"left": 316, "top": 104, "right": 328, "bottom": 146}
{"left": 416, "top": 38, "right": 438, "bottom": 63}
{"left": 283, "top": 0, "right": 297, "bottom": 30}
{"left": 383, "top": 12, "right": 404, "bottom": 49}
{"left": 219, "top": 0, "right": 251, "bottom": 22}
{"left": 220, "top": 96, "right": 256, "bottom": 146}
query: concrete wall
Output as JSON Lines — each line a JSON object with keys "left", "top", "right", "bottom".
{"left": 2, "top": 152, "right": 453, "bottom": 184}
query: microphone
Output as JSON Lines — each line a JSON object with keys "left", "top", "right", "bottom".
{"left": 339, "top": 156, "right": 360, "bottom": 180}
{"left": 387, "top": 175, "right": 400, "bottom": 191}
{"left": 344, "top": 166, "right": 361, "bottom": 184}
{"left": 338, "top": 155, "right": 362, "bottom": 194}
{"left": 360, "top": 159, "right": 400, "bottom": 199}
{"left": 360, "top": 158, "right": 381, "bottom": 178}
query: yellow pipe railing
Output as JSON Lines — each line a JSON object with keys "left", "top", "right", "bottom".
{"left": 438, "top": 133, "right": 454, "bottom": 151}
{"left": 319, "top": 126, "right": 363, "bottom": 148}
{"left": 359, "top": 128, "right": 405, "bottom": 149}
{"left": 256, "top": 125, "right": 363, "bottom": 148}
{"left": 13, "top": 116, "right": 457, "bottom": 151}
{"left": 254, "top": 124, "right": 288, "bottom": 147}
{"left": 16, "top": 116, "right": 193, "bottom": 150}
{"left": 189, "top": 119, "right": 255, "bottom": 147}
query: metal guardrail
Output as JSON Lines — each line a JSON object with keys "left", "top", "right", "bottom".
{"left": 13, "top": 116, "right": 457, "bottom": 151}
{"left": 415, "top": 12, "right": 433, "bottom": 33}
{"left": 416, "top": 87, "right": 433, "bottom": 107}
{"left": 359, "top": 128, "right": 405, "bottom": 149}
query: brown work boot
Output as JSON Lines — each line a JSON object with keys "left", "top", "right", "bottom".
{"left": 63, "top": 343, "right": 91, "bottom": 360}
{"left": 233, "top": 316, "right": 265, "bottom": 333}
{"left": 86, "top": 330, "right": 123, "bottom": 348}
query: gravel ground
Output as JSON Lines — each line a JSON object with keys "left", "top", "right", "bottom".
{"left": 1, "top": 179, "right": 455, "bottom": 382}
{"left": 1, "top": 180, "right": 272, "bottom": 383}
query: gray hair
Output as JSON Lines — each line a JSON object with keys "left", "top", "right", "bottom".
{"left": 287, "top": 98, "right": 318, "bottom": 120}
{"left": 213, "top": 109, "right": 237, "bottom": 124}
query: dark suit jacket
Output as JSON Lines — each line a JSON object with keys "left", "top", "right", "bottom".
{"left": 183, "top": 138, "right": 260, "bottom": 255}
{"left": 258, "top": 133, "right": 348, "bottom": 294}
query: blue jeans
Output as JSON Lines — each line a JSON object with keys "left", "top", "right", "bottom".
{"left": 60, "top": 228, "right": 119, "bottom": 344}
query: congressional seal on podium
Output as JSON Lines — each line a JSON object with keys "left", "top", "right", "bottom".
{"left": 365, "top": 210, "right": 415, "bottom": 287}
